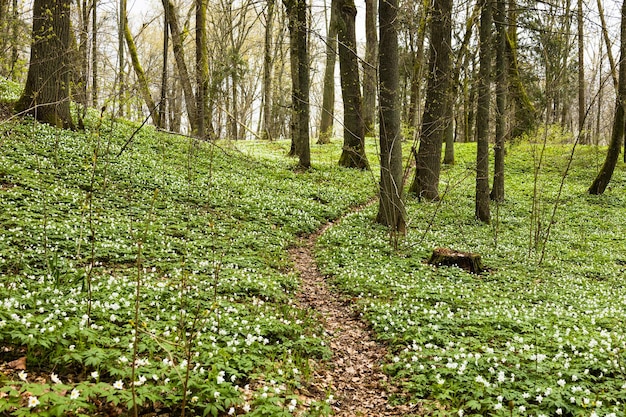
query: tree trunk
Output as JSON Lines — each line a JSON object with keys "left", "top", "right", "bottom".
{"left": 92, "top": 0, "right": 98, "bottom": 107}
{"left": 409, "top": 0, "right": 452, "bottom": 201}
{"left": 577, "top": 0, "right": 586, "bottom": 143}
{"left": 196, "top": 0, "right": 208, "bottom": 138}
{"left": 376, "top": 0, "right": 406, "bottom": 233}
{"left": 445, "top": 1, "right": 480, "bottom": 163}
{"left": 76, "top": 0, "right": 90, "bottom": 127}
{"left": 362, "top": 0, "right": 377, "bottom": 136}
{"left": 158, "top": 2, "right": 169, "bottom": 129}
{"left": 406, "top": 0, "right": 429, "bottom": 130}
{"left": 8, "top": 0, "right": 18, "bottom": 77}
{"left": 124, "top": 17, "right": 160, "bottom": 126}
{"left": 475, "top": 0, "right": 491, "bottom": 222}
{"left": 588, "top": 0, "right": 626, "bottom": 194}
{"left": 443, "top": 117, "right": 454, "bottom": 164}
{"left": 491, "top": 0, "right": 506, "bottom": 201}
{"left": 0, "top": 0, "right": 7, "bottom": 75}
{"left": 428, "top": 247, "right": 484, "bottom": 274}
{"left": 118, "top": 0, "right": 126, "bottom": 117}
{"left": 466, "top": 56, "right": 477, "bottom": 142}
{"left": 284, "top": 0, "right": 311, "bottom": 168}
{"left": 318, "top": 0, "right": 338, "bottom": 144}
{"left": 598, "top": 0, "right": 618, "bottom": 90}
{"left": 337, "top": 0, "right": 369, "bottom": 169}
{"left": 15, "top": 0, "right": 74, "bottom": 128}
{"left": 506, "top": 0, "right": 535, "bottom": 138}
{"left": 169, "top": 75, "right": 182, "bottom": 132}
{"left": 262, "top": 0, "right": 275, "bottom": 140}
{"left": 162, "top": 0, "right": 198, "bottom": 133}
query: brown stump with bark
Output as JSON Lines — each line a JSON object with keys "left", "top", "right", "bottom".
{"left": 428, "top": 247, "right": 484, "bottom": 274}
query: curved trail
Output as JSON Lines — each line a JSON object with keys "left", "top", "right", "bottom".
{"left": 290, "top": 215, "right": 419, "bottom": 417}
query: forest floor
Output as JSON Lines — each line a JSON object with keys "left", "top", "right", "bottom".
{"left": 290, "top": 205, "right": 419, "bottom": 417}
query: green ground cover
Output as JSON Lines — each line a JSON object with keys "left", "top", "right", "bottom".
{"left": 316, "top": 137, "right": 626, "bottom": 417}
{"left": 0, "top": 113, "right": 375, "bottom": 416}
{"left": 2, "top": 76, "right": 625, "bottom": 417}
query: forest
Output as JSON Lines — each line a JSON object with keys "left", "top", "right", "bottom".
{"left": 1, "top": 0, "right": 626, "bottom": 416}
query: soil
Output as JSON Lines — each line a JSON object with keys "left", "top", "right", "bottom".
{"left": 290, "top": 216, "right": 420, "bottom": 417}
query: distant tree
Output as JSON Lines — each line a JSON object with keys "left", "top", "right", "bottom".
{"left": 409, "top": 0, "right": 452, "bottom": 201}
{"left": 318, "top": 0, "right": 338, "bottom": 144}
{"left": 362, "top": 0, "right": 377, "bottom": 136}
{"left": 196, "top": 0, "right": 208, "bottom": 138}
{"left": 283, "top": 0, "right": 311, "bottom": 168}
{"left": 531, "top": 0, "right": 574, "bottom": 127}
{"left": 15, "top": 0, "right": 74, "bottom": 128}
{"left": 123, "top": 16, "right": 160, "bottom": 126}
{"left": 162, "top": 0, "right": 198, "bottom": 133}
{"left": 444, "top": 1, "right": 480, "bottom": 164}
{"left": 376, "top": 0, "right": 406, "bottom": 232}
{"left": 0, "top": 0, "right": 7, "bottom": 72}
{"left": 597, "top": 0, "right": 618, "bottom": 90}
{"left": 118, "top": 0, "right": 126, "bottom": 117}
{"left": 92, "top": 0, "right": 98, "bottom": 107}
{"left": 475, "top": 0, "right": 491, "bottom": 222}
{"left": 75, "top": 0, "right": 91, "bottom": 127}
{"left": 405, "top": 0, "right": 428, "bottom": 132}
{"left": 337, "top": 0, "right": 369, "bottom": 169}
{"left": 506, "top": 0, "right": 536, "bottom": 138}
{"left": 159, "top": 1, "right": 169, "bottom": 130}
{"left": 588, "top": 0, "right": 626, "bottom": 194}
{"left": 261, "top": 0, "right": 276, "bottom": 141}
{"left": 577, "top": 0, "right": 586, "bottom": 142}
{"left": 491, "top": 0, "right": 507, "bottom": 202}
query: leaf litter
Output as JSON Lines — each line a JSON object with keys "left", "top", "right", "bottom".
{"left": 290, "top": 216, "right": 420, "bottom": 417}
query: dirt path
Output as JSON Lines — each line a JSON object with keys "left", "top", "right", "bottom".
{"left": 290, "top": 218, "right": 419, "bottom": 417}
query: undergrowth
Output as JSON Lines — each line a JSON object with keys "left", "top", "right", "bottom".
{"left": 316, "top": 141, "right": 626, "bottom": 417}
{"left": 0, "top": 112, "right": 374, "bottom": 416}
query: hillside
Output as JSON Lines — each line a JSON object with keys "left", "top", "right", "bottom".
{"left": 1, "top": 110, "right": 626, "bottom": 417}
{"left": 0, "top": 114, "right": 374, "bottom": 416}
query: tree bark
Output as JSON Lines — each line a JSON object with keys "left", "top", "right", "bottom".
{"left": 362, "top": 0, "right": 377, "bottom": 136}
{"left": 158, "top": 2, "right": 169, "bottom": 129}
{"left": 445, "top": 1, "right": 480, "bottom": 163}
{"left": 597, "top": 0, "right": 618, "bottom": 90}
{"left": 491, "top": 0, "right": 506, "bottom": 202}
{"left": 9, "top": 0, "right": 18, "bottom": 77}
{"left": 475, "top": 0, "right": 491, "bottom": 222}
{"left": 262, "top": 0, "right": 276, "bottom": 140}
{"left": 196, "top": 0, "right": 208, "bottom": 138}
{"left": 15, "top": 0, "right": 74, "bottom": 128}
{"left": 406, "top": 0, "right": 428, "bottom": 130}
{"left": 284, "top": 0, "right": 311, "bottom": 168}
{"left": 162, "top": 0, "right": 198, "bottom": 134}
{"left": 376, "top": 0, "right": 406, "bottom": 233}
{"left": 506, "top": 0, "right": 536, "bottom": 138}
{"left": 318, "top": 0, "right": 338, "bottom": 144}
{"left": 76, "top": 0, "right": 90, "bottom": 126}
{"left": 0, "top": 0, "right": 7, "bottom": 75}
{"left": 588, "top": 0, "right": 626, "bottom": 194}
{"left": 92, "top": 0, "right": 98, "bottom": 107}
{"left": 409, "top": 0, "right": 452, "bottom": 201}
{"left": 443, "top": 116, "right": 454, "bottom": 164}
{"left": 428, "top": 247, "right": 484, "bottom": 274}
{"left": 118, "top": 0, "right": 126, "bottom": 117}
{"left": 577, "top": 0, "right": 586, "bottom": 143}
{"left": 124, "top": 17, "right": 160, "bottom": 126}
{"left": 337, "top": 0, "right": 369, "bottom": 169}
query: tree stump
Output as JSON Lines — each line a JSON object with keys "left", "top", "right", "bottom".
{"left": 428, "top": 247, "right": 484, "bottom": 274}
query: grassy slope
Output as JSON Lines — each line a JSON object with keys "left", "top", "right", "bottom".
{"left": 0, "top": 114, "right": 375, "bottom": 416}
{"left": 317, "top": 135, "right": 626, "bottom": 417}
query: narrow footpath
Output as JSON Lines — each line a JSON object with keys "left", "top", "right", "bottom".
{"left": 290, "top": 218, "right": 419, "bottom": 417}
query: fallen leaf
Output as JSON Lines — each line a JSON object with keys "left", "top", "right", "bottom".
{"left": 7, "top": 357, "right": 26, "bottom": 370}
